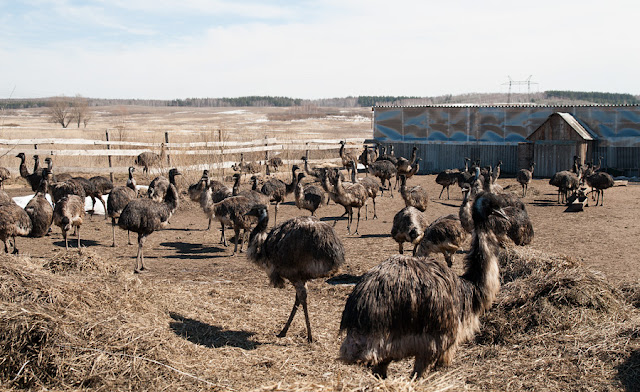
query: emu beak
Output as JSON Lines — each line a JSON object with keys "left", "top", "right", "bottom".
{"left": 494, "top": 208, "right": 509, "bottom": 220}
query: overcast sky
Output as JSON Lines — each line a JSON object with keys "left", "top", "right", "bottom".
{"left": 2, "top": 0, "right": 638, "bottom": 100}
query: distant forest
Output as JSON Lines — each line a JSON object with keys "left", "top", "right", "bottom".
{"left": 1, "top": 91, "right": 639, "bottom": 109}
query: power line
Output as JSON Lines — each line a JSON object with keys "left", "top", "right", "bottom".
{"left": 502, "top": 75, "right": 538, "bottom": 103}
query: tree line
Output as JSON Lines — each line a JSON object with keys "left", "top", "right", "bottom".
{"left": 544, "top": 91, "right": 639, "bottom": 105}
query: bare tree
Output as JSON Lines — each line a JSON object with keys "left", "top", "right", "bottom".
{"left": 48, "top": 97, "right": 72, "bottom": 128}
{"left": 71, "top": 95, "right": 91, "bottom": 128}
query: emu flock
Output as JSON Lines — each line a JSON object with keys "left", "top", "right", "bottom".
{"left": 0, "top": 142, "right": 619, "bottom": 379}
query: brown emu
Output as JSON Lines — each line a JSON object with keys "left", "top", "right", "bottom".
{"left": 148, "top": 168, "right": 181, "bottom": 202}
{"left": 339, "top": 140, "right": 359, "bottom": 178}
{"left": 435, "top": 169, "right": 459, "bottom": 200}
{"left": 188, "top": 170, "right": 209, "bottom": 202}
{"left": 24, "top": 175, "right": 53, "bottom": 238}
{"left": 358, "top": 145, "right": 378, "bottom": 174}
{"left": 211, "top": 195, "right": 258, "bottom": 254}
{"left": 390, "top": 206, "right": 428, "bottom": 256}
{"left": 118, "top": 183, "right": 179, "bottom": 272}
{"left": 399, "top": 174, "right": 428, "bottom": 212}
{"left": 294, "top": 172, "right": 326, "bottom": 216}
{"left": 367, "top": 159, "right": 396, "bottom": 197}
{"left": 325, "top": 169, "right": 368, "bottom": 235}
{"left": 16, "top": 152, "right": 43, "bottom": 192}
{"left": 107, "top": 167, "right": 138, "bottom": 247}
{"left": 0, "top": 166, "right": 11, "bottom": 189}
{"left": 416, "top": 214, "right": 469, "bottom": 267}
{"left": 394, "top": 145, "right": 418, "bottom": 189}
{"left": 585, "top": 171, "right": 615, "bottom": 206}
{"left": 53, "top": 194, "right": 85, "bottom": 250}
{"left": 351, "top": 162, "right": 380, "bottom": 220}
{"left": 517, "top": 162, "right": 535, "bottom": 197}
{"left": 339, "top": 191, "right": 508, "bottom": 378}
{"left": 245, "top": 204, "right": 345, "bottom": 343}
{"left": 135, "top": 143, "right": 166, "bottom": 176}
{"left": 199, "top": 178, "right": 233, "bottom": 238}
{"left": 0, "top": 196, "right": 32, "bottom": 254}
{"left": 260, "top": 165, "right": 299, "bottom": 224}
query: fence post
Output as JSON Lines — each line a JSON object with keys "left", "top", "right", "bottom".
{"left": 218, "top": 129, "right": 224, "bottom": 177}
{"left": 164, "top": 131, "right": 171, "bottom": 167}
{"left": 105, "top": 130, "right": 114, "bottom": 182}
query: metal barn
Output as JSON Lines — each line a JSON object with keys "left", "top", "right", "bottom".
{"left": 373, "top": 104, "right": 640, "bottom": 176}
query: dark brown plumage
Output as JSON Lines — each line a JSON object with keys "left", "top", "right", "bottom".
{"left": 390, "top": 206, "right": 428, "bottom": 256}
{"left": 118, "top": 183, "right": 179, "bottom": 272}
{"left": 148, "top": 168, "right": 181, "bottom": 202}
{"left": 188, "top": 170, "right": 209, "bottom": 202}
{"left": 245, "top": 204, "right": 345, "bottom": 343}
{"left": 517, "top": 162, "right": 535, "bottom": 197}
{"left": 107, "top": 167, "right": 138, "bottom": 247}
{"left": 135, "top": 143, "right": 165, "bottom": 176}
{"left": 16, "top": 152, "right": 43, "bottom": 192}
{"left": 89, "top": 175, "right": 114, "bottom": 195}
{"left": 53, "top": 194, "right": 85, "bottom": 250}
{"left": 260, "top": 165, "right": 299, "bottom": 224}
{"left": 47, "top": 172, "right": 87, "bottom": 205}
{"left": 435, "top": 169, "right": 460, "bottom": 200}
{"left": 24, "top": 176, "right": 53, "bottom": 238}
{"left": 352, "top": 168, "right": 380, "bottom": 220}
{"left": 399, "top": 174, "right": 428, "bottom": 212}
{"left": 549, "top": 170, "right": 580, "bottom": 204}
{"left": 416, "top": 214, "right": 469, "bottom": 266}
{"left": 71, "top": 176, "right": 108, "bottom": 220}
{"left": 232, "top": 153, "right": 261, "bottom": 174}
{"left": 358, "top": 145, "right": 378, "bottom": 174}
{"left": 339, "top": 140, "right": 359, "bottom": 177}
{"left": 200, "top": 178, "right": 233, "bottom": 237}
{"left": 394, "top": 146, "right": 418, "bottom": 189}
{"left": 0, "top": 196, "right": 32, "bottom": 254}
{"left": 585, "top": 171, "right": 615, "bottom": 206}
{"left": 212, "top": 195, "right": 257, "bottom": 254}
{"left": 0, "top": 166, "right": 11, "bottom": 189}
{"left": 325, "top": 170, "right": 368, "bottom": 235}
{"left": 294, "top": 173, "right": 325, "bottom": 216}
{"left": 367, "top": 159, "right": 396, "bottom": 197}
{"left": 339, "top": 192, "right": 508, "bottom": 378}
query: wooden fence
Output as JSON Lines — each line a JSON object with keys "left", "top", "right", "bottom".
{"left": 0, "top": 132, "right": 366, "bottom": 177}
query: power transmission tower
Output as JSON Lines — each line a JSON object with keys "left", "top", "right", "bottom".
{"left": 502, "top": 76, "right": 538, "bottom": 104}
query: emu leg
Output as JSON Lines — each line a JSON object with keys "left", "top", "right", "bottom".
{"left": 296, "top": 283, "right": 313, "bottom": 343}
{"left": 277, "top": 292, "right": 300, "bottom": 339}
{"left": 207, "top": 217, "right": 212, "bottom": 230}
{"left": 220, "top": 223, "right": 228, "bottom": 246}
{"left": 100, "top": 197, "right": 108, "bottom": 220}
{"left": 127, "top": 230, "right": 132, "bottom": 245}
{"left": 137, "top": 235, "right": 147, "bottom": 272}
{"left": 111, "top": 218, "right": 117, "bottom": 247}
{"left": 370, "top": 359, "right": 391, "bottom": 379}
{"left": 412, "top": 356, "right": 433, "bottom": 379}
{"left": 398, "top": 242, "right": 404, "bottom": 254}
{"left": 439, "top": 186, "right": 445, "bottom": 199}
{"left": 77, "top": 226, "right": 81, "bottom": 249}
{"left": 274, "top": 203, "right": 279, "bottom": 225}
{"left": 372, "top": 197, "right": 377, "bottom": 219}
{"left": 353, "top": 208, "right": 361, "bottom": 235}
{"left": 3, "top": 239, "right": 8, "bottom": 253}
{"left": 11, "top": 235, "right": 19, "bottom": 255}
{"left": 63, "top": 230, "right": 68, "bottom": 250}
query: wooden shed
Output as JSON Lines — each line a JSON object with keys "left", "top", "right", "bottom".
{"left": 521, "top": 112, "right": 597, "bottom": 177}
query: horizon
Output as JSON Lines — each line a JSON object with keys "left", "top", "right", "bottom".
{"left": 2, "top": 1, "right": 639, "bottom": 100}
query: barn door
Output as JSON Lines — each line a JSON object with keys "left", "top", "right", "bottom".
{"left": 533, "top": 142, "right": 575, "bottom": 177}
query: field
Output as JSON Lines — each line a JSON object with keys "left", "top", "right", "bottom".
{"left": 1, "top": 106, "right": 639, "bottom": 391}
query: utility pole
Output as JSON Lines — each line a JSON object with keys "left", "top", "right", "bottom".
{"left": 502, "top": 75, "right": 538, "bottom": 103}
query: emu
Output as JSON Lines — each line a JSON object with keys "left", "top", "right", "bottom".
{"left": 245, "top": 204, "right": 345, "bottom": 343}
{"left": 415, "top": 214, "right": 469, "bottom": 267}
{"left": 294, "top": 172, "right": 326, "bottom": 216}
{"left": 339, "top": 192, "right": 508, "bottom": 378}
{"left": 232, "top": 153, "right": 261, "bottom": 174}
{"left": 399, "top": 174, "right": 428, "bottom": 212}
{"left": 325, "top": 169, "right": 368, "bottom": 235}
{"left": 211, "top": 195, "right": 258, "bottom": 254}
{"left": 24, "top": 176, "right": 53, "bottom": 238}
{"left": 148, "top": 168, "right": 181, "bottom": 202}
{"left": 517, "top": 162, "right": 535, "bottom": 197}
{"left": 71, "top": 176, "right": 108, "bottom": 220}
{"left": 118, "top": 183, "right": 179, "bottom": 272}
{"left": 351, "top": 162, "right": 380, "bottom": 220}
{"left": 394, "top": 145, "right": 418, "bottom": 189}
{"left": 199, "top": 178, "right": 233, "bottom": 239}
{"left": 358, "top": 145, "right": 378, "bottom": 174}
{"left": 53, "top": 194, "right": 85, "bottom": 250}
{"left": 260, "top": 165, "right": 299, "bottom": 224}
{"left": 391, "top": 206, "right": 428, "bottom": 256}
{"left": 549, "top": 170, "right": 580, "bottom": 204}
{"left": 367, "top": 159, "right": 396, "bottom": 197}
{"left": 339, "top": 140, "right": 359, "bottom": 178}
{"left": 107, "top": 167, "right": 138, "bottom": 247}
{"left": 435, "top": 169, "right": 460, "bottom": 200}
{"left": 0, "top": 196, "right": 32, "bottom": 254}
{"left": 585, "top": 171, "right": 614, "bottom": 206}
{"left": 16, "top": 152, "right": 43, "bottom": 192}
{"left": 0, "top": 166, "right": 11, "bottom": 189}
{"left": 135, "top": 143, "right": 166, "bottom": 176}
{"left": 188, "top": 170, "right": 209, "bottom": 202}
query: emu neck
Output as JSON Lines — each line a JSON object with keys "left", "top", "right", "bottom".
{"left": 19, "top": 157, "right": 29, "bottom": 178}
{"left": 248, "top": 214, "right": 269, "bottom": 247}
{"left": 461, "top": 230, "right": 500, "bottom": 313}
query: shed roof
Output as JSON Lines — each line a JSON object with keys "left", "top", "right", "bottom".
{"left": 527, "top": 112, "right": 597, "bottom": 141}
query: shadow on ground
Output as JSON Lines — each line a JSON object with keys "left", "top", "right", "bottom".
{"left": 169, "top": 312, "right": 261, "bottom": 350}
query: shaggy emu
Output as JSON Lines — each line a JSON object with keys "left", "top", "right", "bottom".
{"left": 339, "top": 192, "right": 507, "bottom": 378}
{"left": 71, "top": 176, "right": 108, "bottom": 220}
{"left": 390, "top": 206, "right": 428, "bottom": 256}
{"left": 435, "top": 169, "right": 460, "bottom": 200}
{"left": 260, "top": 165, "right": 299, "bottom": 224}
{"left": 232, "top": 153, "right": 261, "bottom": 174}
{"left": 232, "top": 174, "right": 270, "bottom": 206}
{"left": 135, "top": 143, "right": 166, "bottom": 176}
{"left": 326, "top": 169, "right": 368, "bottom": 235}
{"left": 339, "top": 140, "right": 359, "bottom": 178}
{"left": 118, "top": 183, "right": 179, "bottom": 272}
{"left": 585, "top": 171, "right": 615, "bottom": 206}
{"left": 107, "top": 167, "right": 138, "bottom": 247}
{"left": 394, "top": 145, "right": 418, "bottom": 189}
{"left": 367, "top": 159, "right": 397, "bottom": 197}
{"left": 211, "top": 195, "right": 258, "bottom": 254}
{"left": 53, "top": 194, "right": 85, "bottom": 250}
{"left": 0, "top": 196, "right": 32, "bottom": 254}
{"left": 188, "top": 170, "right": 209, "bottom": 202}
{"left": 199, "top": 179, "right": 233, "bottom": 238}
{"left": 358, "top": 145, "right": 378, "bottom": 174}
{"left": 294, "top": 173, "right": 326, "bottom": 216}
{"left": 43, "top": 157, "right": 72, "bottom": 182}
{"left": 549, "top": 170, "right": 580, "bottom": 204}
{"left": 375, "top": 145, "right": 398, "bottom": 165}
{"left": 0, "top": 166, "right": 11, "bottom": 189}
{"left": 415, "top": 214, "right": 469, "bottom": 267}
{"left": 245, "top": 204, "right": 345, "bottom": 343}
{"left": 517, "top": 162, "right": 535, "bottom": 197}
{"left": 148, "top": 168, "right": 181, "bottom": 202}
{"left": 16, "top": 152, "right": 43, "bottom": 192}
{"left": 46, "top": 172, "right": 87, "bottom": 205}
{"left": 24, "top": 176, "right": 53, "bottom": 238}
{"left": 491, "top": 160, "right": 502, "bottom": 184}
{"left": 399, "top": 174, "right": 428, "bottom": 212}
{"left": 351, "top": 163, "right": 380, "bottom": 220}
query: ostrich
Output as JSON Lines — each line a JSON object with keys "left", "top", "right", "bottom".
{"left": 367, "top": 159, "right": 396, "bottom": 197}
{"left": 188, "top": 170, "right": 209, "bottom": 202}
{"left": 339, "top": 140, "right": 359, "bottom": 178}
{"left": 135, "top": 143, "right": 166, "bottom": 176}
{"left": 351, "top": 162, "right": 380, "bottom": 220}
{"left": 415, "top": 214, "right": 469, "bottom": 267}
{"left": 294, "top": 172, "right": 326, "bottom": 216}
{"left": 260, "top": 165, "right": 299, "bottom": 224}
{"left": 339, "top": 191, "right": 508, "bottom": 378}
{"left": 0, "top": 198, "right": 32, "bottom": 254}
{"left": 118, "top": 183, "right": 179, "bottom": 272}
{"left": 326, "top": 169, "right": 368, "bottom": 235}
{"left": 53, "top": 194, "right": 85, "bottom": 250}
{"left": 107, "top": 167, "right": 138, "bottom": 247}
{"left": 390, "top": 206, "right": 428, "bottom": 256}
{"left": 585, "top": 171, "right": 614, "bottom": 206}
{"left": 549, "top": 170, "right": 580, "bottom": 204}
{"left": 399, "top": 174, "right": 428, "bottom": 212}
{"left": 0, "top": 166, "right": 11, "bottom": 189}
{"left": 517, "top": 162, "right": 535, "bottom": 197}
{"left": 24, "top": 176, "right": 53, "bottom": 238}
{"left": 245, "top": 204, "right": 345, "bottom": 343}
{"left": 148, "top": 168, "right": 181, "bottom": 202}
{"left": 394, "top": 145, "right": 418, "bottom": 189}
{"left": 16, "top": 152, "right": 43, "bottom": 192}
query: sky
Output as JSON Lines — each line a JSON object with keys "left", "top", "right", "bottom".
{"left": 1, "top": 0, "right": 639, "bottom": 100}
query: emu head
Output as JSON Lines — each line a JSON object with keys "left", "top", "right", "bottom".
{"left": 472, "top": 193, "right": 508, "bottom": 226}
{"left": 245, "top": 204, "right": 269, "bottom": 221}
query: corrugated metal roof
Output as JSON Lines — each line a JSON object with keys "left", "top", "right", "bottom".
{"left": 556, "top": 112, "right": 596, "bottom": 140}
{"left": 373, "top": 104, "right": 640, "bottom": 109}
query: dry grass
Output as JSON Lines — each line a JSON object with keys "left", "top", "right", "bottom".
{"left": 1, "top": 244, "right": 638, "bottom": 391}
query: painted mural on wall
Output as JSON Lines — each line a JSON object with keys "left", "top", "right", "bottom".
{"left": 374, "top": 105, "right": 640, "bottom": 147}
